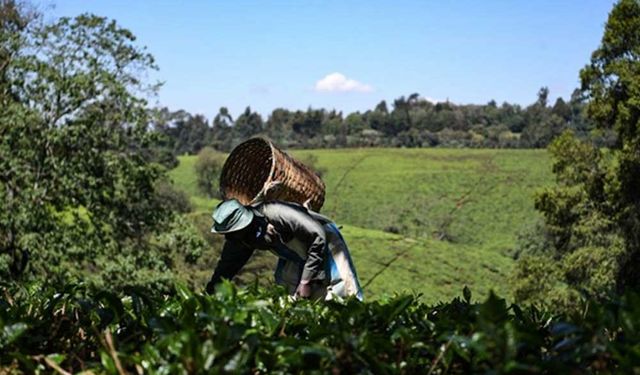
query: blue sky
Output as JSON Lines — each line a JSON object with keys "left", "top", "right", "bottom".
{"left": 46, "top": 1, "right": 614, "bottom": 119}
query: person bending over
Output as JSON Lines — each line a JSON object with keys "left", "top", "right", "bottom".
{"left": 206, "top": 198, "right": 362, "bottom": 300}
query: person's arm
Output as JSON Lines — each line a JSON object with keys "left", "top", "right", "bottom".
{"left": 298, "top": 223, "right": 326, "bottom": 283}
{"left": 295, "top": 221, "right": 325, "bottom": 298}
{"left": 206, "top": 240, "right": 254, "bottom": 294}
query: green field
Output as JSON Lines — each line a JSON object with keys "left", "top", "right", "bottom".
{"left": 169, "top": 148, "right": 552, "bottom": 302}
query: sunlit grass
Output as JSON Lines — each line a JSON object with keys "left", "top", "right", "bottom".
{"left": 168, "top": 155, "right": 221, "bottom": 212}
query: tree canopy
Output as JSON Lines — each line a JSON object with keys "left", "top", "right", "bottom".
{"left": 149, "top": 88, "right": 602, "bottom": 157}
{"left": 512, "top": 0, "right": 640, "bottom": 309}
{"left": 0, "top": 1, "right": 204, "bottom": 290}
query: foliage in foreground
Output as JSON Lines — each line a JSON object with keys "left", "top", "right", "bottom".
{"left": 1, "top": 283, "right": 639, "bottom": 374}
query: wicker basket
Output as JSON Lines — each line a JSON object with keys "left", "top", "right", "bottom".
{"left": 220, "top": 138, "right": 326, "bottom": 211}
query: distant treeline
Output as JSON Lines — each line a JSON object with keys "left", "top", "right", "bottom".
{"left": 150, "top": 87, "right": 616, "bottom": 161}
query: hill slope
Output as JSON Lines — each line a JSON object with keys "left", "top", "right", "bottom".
{"left": 169, "top": 148, "right": 551, "bottom": 301}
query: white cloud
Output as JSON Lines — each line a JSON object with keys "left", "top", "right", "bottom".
{"left": 314, "top": 72, "right": 373, "bottom": 93}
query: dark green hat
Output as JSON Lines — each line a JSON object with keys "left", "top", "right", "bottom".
{"left": 211, "top": 199, "right": 254, "bottom": 234}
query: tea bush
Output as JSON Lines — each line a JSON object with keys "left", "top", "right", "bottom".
{"left": 1, "top": 283, "right": 639, "bottom": 373}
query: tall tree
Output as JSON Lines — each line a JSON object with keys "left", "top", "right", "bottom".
{"left": 0, "top": 0, "right": 33, "bottom": 105}
{"left": 264, "top": 108, "right": 291, "bottom": 145}
{"left": 0, "top": 6, "right": 202, "bottom": 288}
{"left": 580, "top": 0, "right": 640, "bottom": 290}
{"left": 551, "top": 97, "right": 571, "bottom": 122}
{"left": 234, "top": 106, "right": 264, "bottom": 141}
{"left": 214, "top": 106, "right": 233, "bottom": 126}
{"left": 512, "top": 0, "right": 640, "bottom": 309}
{"left": 210, "top": 106, "right": 234, "bottom": 150}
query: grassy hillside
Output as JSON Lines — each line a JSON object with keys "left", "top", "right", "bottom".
{"left": 169, "top": 148, "right": 552, "bottom": 302}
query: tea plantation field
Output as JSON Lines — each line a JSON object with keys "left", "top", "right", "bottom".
{"left": 169, "top": 148, "right": 552, "bottom": 302}
{"left": 5, "top": 283, "right": 638, "bottom": 373}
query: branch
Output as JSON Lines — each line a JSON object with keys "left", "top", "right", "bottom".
{"left": 31, "top": 355, "right": 72, "bottom": 375}
{"left": 102, "top": 329, "right": 126, "bottom": 375}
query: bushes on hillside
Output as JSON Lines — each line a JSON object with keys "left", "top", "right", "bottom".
{"left": 297, "top": 153, "right": 327, "bottom": 178}
{"left": 511, "top": 132, "right": 623, "bottom": 311}
{"left": 154, "top": 179, "right": 193, "bottom": 213}
{"left": 1, "top": 283, "right": 640, "bottom": 373}
{"left": 195, "top": 147, "right": 226, "bottom": 198}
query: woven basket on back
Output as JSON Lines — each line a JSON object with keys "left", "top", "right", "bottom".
{"left": 220, "top": 138, "right": 326, "bottom": 211}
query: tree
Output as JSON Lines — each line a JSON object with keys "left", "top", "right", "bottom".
{"left": 291, "top": 108, "right": 323, "bottom": 143}
{"left": 195, "top": 147, "right": 226, "bottom": 198}
{"left": 536, "top": 87, "right": 549, "bottom": 108}
{"left": 579, "top": 0, "right": 640, "bottom": 290}
{"left": 389, "top": 96, "right": 412, "bottom": 135}
{"left": 146, "top": 107, "right": 181, "bottom": 168}
{"left": 345, "top": 112, "right": 366, "bottom": 135}
{"left": 366, "top": 107, "right": 389, "bottom": 137}
{"left": 210, "top": 106, "right": 234, "bottom": 151}
{"left": 234, "top": 106, "right": 264, "bottom": 141}
{"left": 519, "top": 87, "right": 560, "bottom": 147}
{"left": 1, "top": 0, "right": 33, "bottom": 104}
{"left": 214, "top": 106, "right": 233, "bottom": 127}
{"left": 178, "top": 114, "right": 210, "bottom": 155}
{"left": 374, "top": 100, "right": 389, "bottom": 114}
{"left": 0, "top": 6, "right": 203, "bottom": 289}
{"left": 512, "top": 0, "right": 640, "bottom": 307}
{"left": 551, "top": 97, "right": 571, "bottom": 122}
{"left": 520, "top": 114, "right": 566, "bottom": 148}
{"left": 511, "top": 131, "right": 620, "bottom": 309}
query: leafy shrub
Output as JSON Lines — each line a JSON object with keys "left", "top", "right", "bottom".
{"left": 154, "top": 179, "right": 193, "bottom": 214}
{"left": 510, "top": 219, "right": 555, "bottom": 260}
{"left": 2, "top": 283, "right": 640, "bottom": 373}
{"left": 297, "top": 153, "right": 327, "bottom": 178}
{"left": 195, "top": 147, "right": 226, "bottom": 198}
{"left": 512, "top": 132, "right": 624, "bottom": 311}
